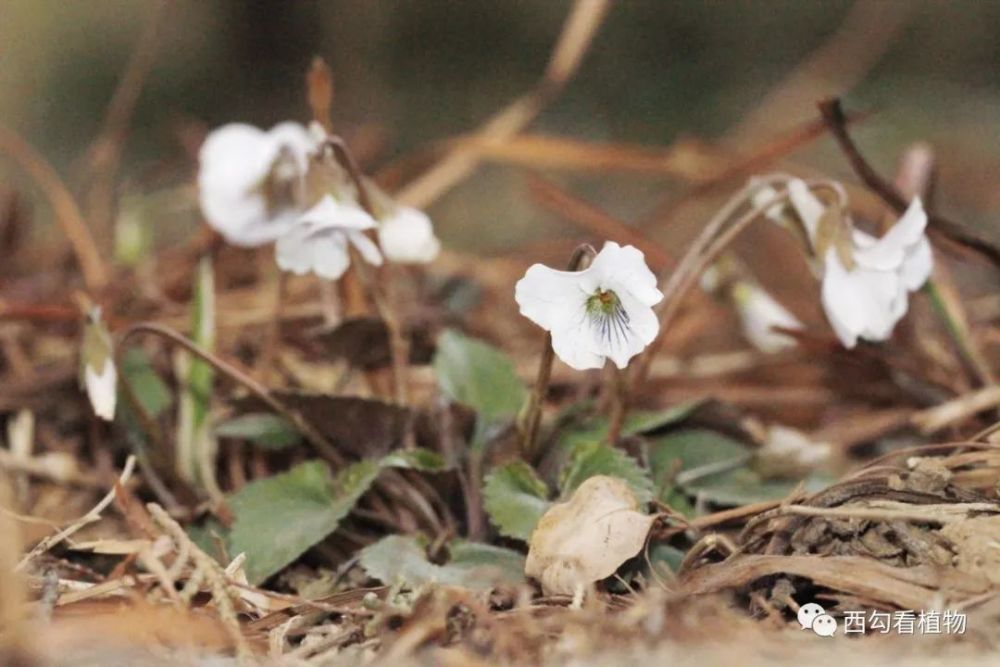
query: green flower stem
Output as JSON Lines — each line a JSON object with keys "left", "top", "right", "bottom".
{"left": 924, "top": 278, "right": 995, "bottom": 387}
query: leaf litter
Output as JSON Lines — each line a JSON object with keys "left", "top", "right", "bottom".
{"left": 2, "top": 2, "right": 1000, "bottom": 666}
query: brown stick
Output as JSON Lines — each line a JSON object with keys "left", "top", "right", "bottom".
{"left": 395, "top": 0, "right": 611, "bottom": 209}
{"left": 117, "top": 322, "right": 345, "bottom": 466}
{"left": 81, "top": 0, "right": 170, "bottom": 237}
{"left": 817, "top": 97, "right": 1000, "bottom": 267}
{"left": 527, "top": 175, "right": 672, "bottom": 271}
{"left": 0, "top": 127, "right": 107, "bottom": 291}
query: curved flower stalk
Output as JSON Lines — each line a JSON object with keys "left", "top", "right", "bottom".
{"left": 80, "top": 308, "right": 116, "bottom": 421}
{"left": 197, "top": 122, "right": 317, "bottom": 247}
{"left": 275, "top": 195, "right": 383, "bottom": 280}
{"left": 758, "top": 178, "right": 932, "bottom": 348}
{"left": 515, "top": 242, "right": 663, "bottom": 370}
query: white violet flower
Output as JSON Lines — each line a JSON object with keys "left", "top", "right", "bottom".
{"left": 730, "top": 281, "right": 803, "bottom": 354}
{"left": 756, "top": 178, "right": 932, "bottom": 349}
{"left": 80, "top": 308, "right": 116, "bottom": 421}
{"left": 198, "top": 122, "right": 317, "bottom": 247}
{"left": 785, "top": 179, "right": 932, "bottom": 348}
{"left": 755, "top": 424, "right": 832, "bottom": 477}
{"left": 515, "top": 242, "right": 663, "bottom": 370}
{"left": 701, "top": 261, "right": 802, "bottom": 354}
{"left": 377, "top": 206, "right": 441, "bottom": 264}
{"left": 275, "top": 195, "right": 383, "bottom": 280}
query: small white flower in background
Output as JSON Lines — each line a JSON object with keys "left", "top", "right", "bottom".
{"left": 377, "top": 206, "right": 441, "bottom": 264}
{"left": 515, "top": 242, "right": 663, "bottom": 370}
{"left": 198, "top": 122, "right": 317, "bottom": 247}
{"left": 199, "top": 118, "right": 442, "bottom": 276}
{"left": 754, "top": 424, "right": 832, "bottom": 477}
{"left": 731, "top": 281, "right": 803, "bottom": 354}
{"left": 701, "top": 261, "right": 802, "bottom": 354}
{"left": 80, "top": 308, "right": 116, "bottom": 421}
{"left": 275, "top": 195, "right": 383, "bottom": 280}
{"left": 756, "top": 178, "right": 932, "bottom": 349}
{"left": 786, "top": 179, "right": 932, "bottom": 348}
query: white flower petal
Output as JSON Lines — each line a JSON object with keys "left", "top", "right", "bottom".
{"left": 732, "top": 282, "right": 802, "bottom": 354}
{"left": 601, "top": 290, "right": 659, "bottom": 369}
{"left": 197, "top": 122, "right": 314, "bottom": 247}
{"left": 267, "top": 121, "right": 317, "bottom": 175}
{"left": 515, "top": 264, "right": 589, "bottom": 334}
{"left": 620, "top": 290, "right": 661, "bottom": 346}
{"left": 780, "top": 183, "right": 931, "bottom": 348}
{"left": 275, "top": 223, "right": 316, "bottom": 275}
{"left": 310, "top": 232, "right": 352, "bottom": 280}
{"left": 85, "top": 361, "right": 117, "bottom": 421}
{"left": 378, "top": 207, "right": 441, "bottom": 263}
{"left": 881, "top": 197, "right": 928, "bottom": 250}
{"left": 786, "top": 179, "right": 825, "bottom": 243}
{"left": 550, "top": 317, "right": 606, "bottom": 371}
{"left": 821, "top": 249, "right": 905, "bottom": 348}
{"left": 588, "top": 242, "right": 663, "bottom": 306}
{"left": 347, "top": 231, "right": 384, "bottom": 267}
{"left": 853, "top": 198, "right": 928, "bottom": 271}
{"left": 751, "top": 183, "right": 787, "bottom": 223}
{"left": 276, "top": 196, "right": 383, "bottom": 279}
{"left": 297, "top": 195, "right": 376, "bottom": 231}
{"left": 515, "top": 242, "right": 662, "bottom": 370}
{"left": 901, "top": 235, "right": 933, "bottom": 291}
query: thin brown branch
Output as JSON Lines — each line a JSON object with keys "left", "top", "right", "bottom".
{"left": 527, "top": 175, "right": 672, "bottom": 272}
{"left": 82, "top": 0, "right": 170, "bottom": 236}
{"left": 118, "top": 322, "right": 345, "bottom": 466}
{"left": 818, "top": 97, "right": 1000, "bottom": 267}
{"left": 0, "top": 126, "right": 108, "bottom": 291}
{"left": 15, "top": 456, "right": 136, "bottom": 572}
{"left": 395, "top": 0, "right": 611, "bottom": 209}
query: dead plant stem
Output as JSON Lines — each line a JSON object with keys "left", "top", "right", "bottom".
{"left": 118, "top": 322, "right": 345, "bottom": 466}
{"left": 818, "top": 97, "right": 1000, "bottom": 267}
{"left": 0, "top": 126, "right": 107, "bottom": 291}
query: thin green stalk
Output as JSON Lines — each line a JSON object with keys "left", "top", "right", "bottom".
{"left": 924, "top": 279, "right": 995, "bottom": 387}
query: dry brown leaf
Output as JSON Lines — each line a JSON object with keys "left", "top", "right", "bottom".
{"left": 232, "top": 392, "right": 410, "bottom": 458}
{"left": 939, "top": 515, "right": 1000, "bottom": 586}
{"left": 525, "top": 475, "right": 655, "bottom": 596}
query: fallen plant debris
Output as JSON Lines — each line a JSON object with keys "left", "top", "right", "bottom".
{"left": 2, "top": 2, "right": 1000, "bottom": 666}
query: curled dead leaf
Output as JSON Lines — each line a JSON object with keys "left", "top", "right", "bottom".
{"left": 525, "top": 475, "right": 655, "bottom": 596}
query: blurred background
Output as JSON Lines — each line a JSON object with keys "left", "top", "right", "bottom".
{"left": 0, "top": 0, "right": 997, "bottom": 262}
